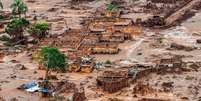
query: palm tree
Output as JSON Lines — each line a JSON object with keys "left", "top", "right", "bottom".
{"left": 11, "top": 0, "right": 28, "bottom": 18}
{"left": 0, "top": 0, "right": 3, "bottom": 9}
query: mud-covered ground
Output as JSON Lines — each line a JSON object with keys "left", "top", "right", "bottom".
{"left": 1, "top": 0, "right": 201, "bottom": 101}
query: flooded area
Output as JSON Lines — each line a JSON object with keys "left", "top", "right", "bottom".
{"left": 1, "top": 0, "right": 201, "bottom": 101}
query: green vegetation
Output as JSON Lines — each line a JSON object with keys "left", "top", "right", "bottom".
{"left": 5, "top": 18, "right": 29, "bottom": 42}
{"left": 106, "top": 3, "right": 115, "bottom": 12}
{"left": 11, "top": 0, "right": 28, "bottom": 18}
{"left": 38, "top": 47, "right": 67, "bottom": 80}
{"left": 28, "top": 22, "right": 49, "bottom": 39}
{"left": 105, "top": 60, "right": 112, "bottom": 65}
{"left": 106, "top": 3, "right": 117, "bottom": 17}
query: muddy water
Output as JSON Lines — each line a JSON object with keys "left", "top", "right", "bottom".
{"left": 182, "top": 11, "right": 201, "bottom": 33}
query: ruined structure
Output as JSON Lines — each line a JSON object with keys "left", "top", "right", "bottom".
{"left": 133, "top": 83, "right": 156, "bottom": 95}
{"left": 72, "top": 87, "right": 86, "bottom": 101}
{"left": 68, "top": 56, "right": 94, "bottom": 73}
{"left": 97, "top": 69, "right": 129, "bottom": 93}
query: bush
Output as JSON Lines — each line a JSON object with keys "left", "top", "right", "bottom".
{"left": 28, "top": 22, "right": 49, "bottom": 39}
{"left": 5, "top": 18, "right": 29, "bottom": 42}
{"left": 105, "top": 60, "right": 112, "bottom": 65}
{"left": 107, "top": 4, "right": 115, "bottom": 12}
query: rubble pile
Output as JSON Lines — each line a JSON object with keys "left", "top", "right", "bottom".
{"left": 0, "top": 52, "right": 4, "bottom": 60}
{"left": 108, "top": 97, "right": 124, "bottom": 101}
{"left": 83, "top": 17, "right": 142, "bottom": 54}
{"left": 155, "top": 55, "right": 189, "bottom": 74}
{"left": 133, "top": 83, "right": 156, "bottom": 95}
{"left": 161, "top": 82, "right": 174, "bottom": 92}
{"left": 97, "top": 69, "right": 129, "bottom": 93}
{"left": 142, "top": 0, "right": 199, "bottom": 27}
{"left": 70, "top": 0, "right": 95, "bottom": 4}
{"left": 139, "top": 98, "right": 171, "bottom": 101}
{"left": 169, "top": 43, "right": 195, "bottom": 51}
{"left": 148, "top": 0, "right": 190, "bottom": 4}
{"left": 72, "top": 87, "right": 86, "bottom": 101}
{"left": 68, "top": 56, "right": 94, "bottom": 73}
{"left": 38, "top": 17, "right": 142, "bottom": 58}
{"left": 132, "top": 56, "right": 189, "bottom": 81}
{"left": 143, "top": 16, "right": 166, "bottom": 27}
{"left": 51, "top": 80, "right": 76, "bottom": 94}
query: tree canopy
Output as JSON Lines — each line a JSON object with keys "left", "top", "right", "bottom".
{"left": 39, "top": 47, "right": 67, "bottom": 72}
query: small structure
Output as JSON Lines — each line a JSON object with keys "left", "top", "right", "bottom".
{"left": 156, "top": 55, "right": 187, "bottom": 74}
{"left": 68, "top": 56, "right": 94, "bottom": 73}
{"left": 97, "top": 69, "right": 129, "bottom": 93}
{"left": 159, "top": 55, "right": 182, "bottom": 68}
{"left": 144, "top": 15, "right": 166, "bottom": 27}
{"left": 91, "top": 43, "right": 119, "bottom": 54}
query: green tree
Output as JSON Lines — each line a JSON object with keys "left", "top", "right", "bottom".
{"left": 38, "top": 47, "right": 67, "bottom": 80}
{"left": 11, "top": 0, "right": 28, "bottom": 18}
{"left": 28, "top": 22, "right": 49, "bottom": 39}
{"left": 5, "top": 18, "right": 29, "bottom": 42}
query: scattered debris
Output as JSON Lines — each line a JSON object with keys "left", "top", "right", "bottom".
{"left": 169, "top": 43, "right": 195, "bottom": 51}
{"left": 73, "top": 87, "right": 86, "bottom": 101}
{"left": 18, "top": 82, "right": 40, "bottom": 92}
{"left": 133, "top": 83, "right": 156, "bottom": 95}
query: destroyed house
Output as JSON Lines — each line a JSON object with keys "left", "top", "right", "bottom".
{"left": 97, "top": 69, "right": 129, "bottom": 93}
{"left": 68, "top": 56, "right": 94, "bottom": 73}
{"left": 159, "top": 56, "right": 182, "bottom": 68}
{"left": 91, "top": 43, "right": 119, "bottom": 54}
